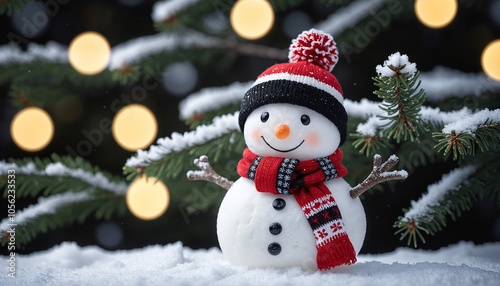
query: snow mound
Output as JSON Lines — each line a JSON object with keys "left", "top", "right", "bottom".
{"left": 2, "top": 241, "right": 499, "bottom": 286}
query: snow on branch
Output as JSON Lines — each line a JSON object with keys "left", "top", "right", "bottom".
{"left": 179, "top": 81, "right": 252, "bottom": 120}
{"left": 420, "top": 106, "right": 472, "bottom": 124}
{"left": 0, "top": 41, "right": 67, "bottom": 65}
{"left": 125, "top": 112, "right": 240, "bottom": 167}
{"left": 344, "top": 98, "right": 385, "bottom": 118}
{"left": 0, "top": 31, "right": 216, "bottom": 69}
{"left": 109, "top": 31, "right": 217, "bottom": 69}
{"left": 110, "top": 31, "right": 286, "bottom": 69}
{"left": 346, "top": 97, "right": 473, "bottom": 137}
{"left": 2, "top": 32, "right": 284, "bottom": 68}
{"left": 376, "top": 52, "right": 417, "bottom": 78}
{"left": 403, "top": 165, "right": 477, "bottom": 221}
{"left": 0, "top": 191, "right": 92, "bottom": 232}
{"left": 316, "top": 0, "right": 389, "bottom": 36}
{"left": 355, "top": 115, "right": 386, "bottom": 137}
{"left": 420, "top": 66, "right": 500, "bottom": 102}
{"left": 0, "top": 161, "right": 128, "bottom": 195}
{"left": 152, "top": 0, "right": 201, "bottom": 22}
{"left": 442, "top": 108, "right": 500, "bottom": 134}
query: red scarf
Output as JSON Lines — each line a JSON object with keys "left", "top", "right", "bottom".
{"left": 237, "top": 148, "right": 356, "bottom": 269}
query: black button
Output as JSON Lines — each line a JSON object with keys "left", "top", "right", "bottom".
{"left": 273, "top": 198, "right": 286, "bottom": 210}
{"left": 269, "top": 223, "right": 282, "bottom": 235}
{"left": 268, "top": 242, "right": 281, "bottom": 255}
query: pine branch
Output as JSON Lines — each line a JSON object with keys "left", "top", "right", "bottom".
{"left": 351, "top": 133, "right": 387, "bottom": 157}
{"left": 0, "top": 41, "right": 67, "bottom": 66}
{"left": 1, "top": 31, "right": 286, "bottom": 95}
{"left": 153, "top": 0, "right": 230, "bottom": 33}
{"left": 387, "top": 126, "right": 441, "bottom": 171}
{"left": 434, "top": 110, "right": 500, "bottom": 160}
{"left": 350, "top": 115, "right": 389, "bottom": 157}
{"left": 152, "top": 0, "right": 205, "bottom": 24}
{"left": 393, "top": 163, "right": 500, "bottom": 247}
{"left": 211, "top": 37, "right": 288, "bottom": 60}
{"left": 124, "top": 112, "right": 241, "bottom": 174}
{"left": 187, "top": 155, "right": 233, "bottom": 190}
{"left": 179, "top": 81, "right": 252, "bottom": 128}
{"left": 124, "top": 130, "right": 245, "bottom": 183}
{"left": 0, "top": 62, "right": 116, "bottom": 92}
{"left": 350, "top": 154, "right": 407, "bottom": 198}
{"left": 185, "top": 103, "right": 241, "bottom": 129}
{"left": 1, "top": 194, "right": 126, "bottom": 247}
{"left": 350, "top": 96, "right": 477, "bottom": 160}
{"left": 420, "top": 66, "right": 500, "bottom": 103}
{"left": 122, "top": 112, "right": 246, "bottom": 215}
{"left": 375, "top": 71, "right": 427, "bottom": 143}
{"left": 0, "top": 154, "right": 129, "bottom": 247}
{"left": 111, "top": 64, "right": 141, "bottom": 85}
{"left": 350, "top": 59, "right": 487, "bottom": 160}
{"left": 1, "top": 154, "right": 127, "bottom": 197}
{"left": 373, "top": 53, "right": 427, "bottom": 143}
{"left": 8, "top": 83, "right": 79, "bottom": 109}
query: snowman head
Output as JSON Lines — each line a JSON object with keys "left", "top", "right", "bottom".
{"left": 239, "top": 29, "right": 348, "bottom": 159}
{"left": 243, "top": 103, "right": 341, "bottom": 160}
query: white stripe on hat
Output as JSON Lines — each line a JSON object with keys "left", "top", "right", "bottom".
{"left": 253, "top": 72, "right": 344, "bottom": 104}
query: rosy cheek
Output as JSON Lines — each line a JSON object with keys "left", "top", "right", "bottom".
{"left": 305, "top": 131, "right": 320, "bottom": 148}
{"left": 251, "top": 127, "right": 261, "bottom": 143}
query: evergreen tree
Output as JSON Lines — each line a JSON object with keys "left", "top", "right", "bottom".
{"left": 1, "top": 0, "right": 499, "bottom": 252}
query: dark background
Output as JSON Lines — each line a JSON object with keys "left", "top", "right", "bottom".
{"left": 1, "top": 0, "right": 499, "bottom": 255}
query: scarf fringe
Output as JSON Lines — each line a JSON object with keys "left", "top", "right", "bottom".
{"left": 317, "top": 234, "right": 357, "bottom": 269}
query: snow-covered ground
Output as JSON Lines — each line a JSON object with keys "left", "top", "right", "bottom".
{"left": 2, "top": 241, "right": 499, "bottom": 286}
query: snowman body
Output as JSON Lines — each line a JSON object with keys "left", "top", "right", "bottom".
{"left": 217, "top": 177, "right": 365, "bottom": 270}
{"left": 217, "top": 103, "right": 366, "bottom": 270}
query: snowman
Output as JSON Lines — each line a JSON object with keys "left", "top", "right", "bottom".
{"left": 188, "top": 29, "right": 405, "bottom": 270}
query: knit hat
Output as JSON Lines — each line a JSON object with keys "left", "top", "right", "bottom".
{"left": 239, "top": 29, "right": 348, "bottom": 146}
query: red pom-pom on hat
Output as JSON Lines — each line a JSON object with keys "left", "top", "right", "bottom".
{"left": 288, "top": 28, "right": 338, "bottom": 72}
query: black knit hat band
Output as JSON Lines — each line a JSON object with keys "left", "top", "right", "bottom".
{"left": 239, "top": 80, "right": 348, "bottom": 146}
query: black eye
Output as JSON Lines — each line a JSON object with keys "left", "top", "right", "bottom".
{"left": 261, "top": 112, "right": 269, "bottom": 123}
{"left": 301, "top": 115, "right": 310, "bottom": 125}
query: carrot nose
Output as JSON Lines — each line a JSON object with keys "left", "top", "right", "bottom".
{"left": 274, "top": 124, "right": 290, "bottom": 139}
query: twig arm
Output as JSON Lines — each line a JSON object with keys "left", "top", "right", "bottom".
{"left": 349, "top": 154, "right": 407, "bottom": 199}
{"left": 187, "top": 155, "right": 234, "bottom": 190}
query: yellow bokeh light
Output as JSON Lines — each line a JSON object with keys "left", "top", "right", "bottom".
{"left": 415, "top": 0, "right": 457, "bottom": 29}
{"left": 112, "top": 104, "right": 158, "bottom": 151}
{"left": 482, "top": 39, "right": 500, "bottom": 82}
{"left": 68, "top": 31, "right": 111, "bottom": 75}
{"left": 230, "top": 0, "right": 274, "bottom": 40}
{"left": 10, "top": 107, "right": 54, "bottom": 152}
{"left": 126, "top": 176, "right": 170, "bottom": 220}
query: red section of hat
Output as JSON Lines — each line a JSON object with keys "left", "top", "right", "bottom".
{"left": 257, "top": 61, "right": 343, "bottom": 97}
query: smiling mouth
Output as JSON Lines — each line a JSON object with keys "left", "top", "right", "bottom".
{"left": 261, "top": 136, "right": 305, "bottom": 153}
